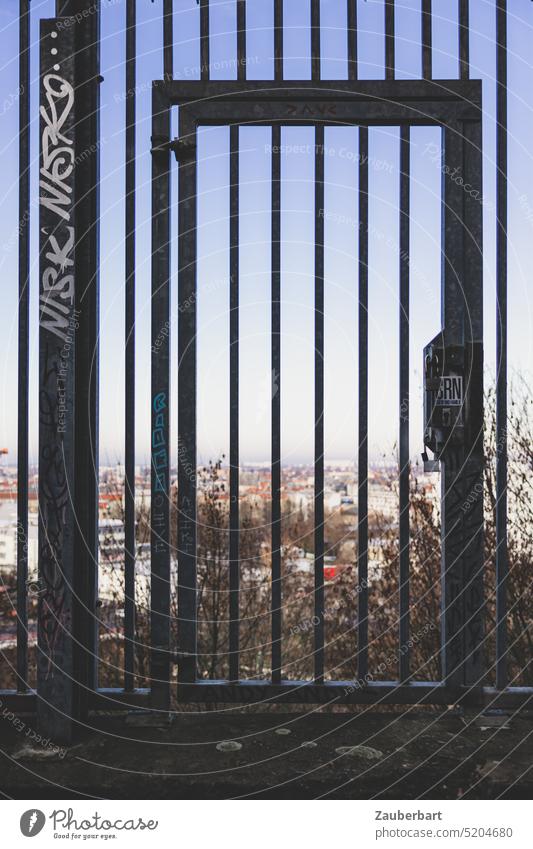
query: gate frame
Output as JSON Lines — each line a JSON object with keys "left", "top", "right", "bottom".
{"left": 150, "top": 78, "right": 485, "bottom": 709}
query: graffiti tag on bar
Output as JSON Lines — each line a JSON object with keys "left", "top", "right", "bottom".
{"left": 39, "top": 74, "right": 75, "bottom": 342}
{"left": 152, "top": 391, "right": 168, "bottom": 493}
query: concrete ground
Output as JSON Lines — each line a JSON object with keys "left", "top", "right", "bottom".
{"left": 1, "top": 709, "right": 532, "bottom": 799}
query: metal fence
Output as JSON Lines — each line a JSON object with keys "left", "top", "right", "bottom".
{"left": 1, "top": 0, "right": 526, "bottom": 742}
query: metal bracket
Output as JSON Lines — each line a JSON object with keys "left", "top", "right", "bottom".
{"left": 150, "top": 135, "right": 196, "bottom": 162}
{"left": 421, "top": 451, "right": 440, "bottom": 473}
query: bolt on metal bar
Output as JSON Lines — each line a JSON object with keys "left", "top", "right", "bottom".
{"left": 17, "top": 0, "right": 30, "bottom": 692}
{"left": 271, "top": 125, "right": 282, "bottom": 684}
{"left": 314, "top": 123, "right": 325, "bottom": 684}
{"left": 422, "top": 0, "right": 432, "bottom": 80}
{"left": 399, "top": 125, "right": 410, "bottom": 683}
{"left": 237, "top": 0, "right": 246, "bottom": 81}
{"left": 311, "top": 0, "right": 321, "bottom": 81}
{"left": 200, "top": 0, "right": 209, "bottom": 80}
{"left": 385, "top": 0, "right": 395, "bottom": 80}
{"left": 274, "top": 0, "right": 283, "bottom": 81}
{"left": 357, "top": 126, "right": 369, "bottom": 683}
{"left": 229, "top": 124, "right": 240, "bottom": 683}
{"left": 459, "top": 0, "right": 469, "bottom": 79}
{"left": 124, "top": 0, "right": 136, "bottom": 692}
{"left": 496, "top": 0, "right": 508, "bottom": 690}
{"left": 164, "top": 0, "right": 173, "bottom": 80}
{"left": 347, "top": 0, "right": 358, "bottom": 81}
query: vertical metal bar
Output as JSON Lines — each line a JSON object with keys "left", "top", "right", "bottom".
{"left": 274, "top": 0, "right": 283, "bottom": 82}
{"left": 38, "top": 19, "right": 77, "bottom": 742}
{"left": 237, "top": 0, "right": 246, "bottom": 82}
{"left": 16, "top": 0, "right": 30, "bottom": 693}
{"left": 385, "top": 0, "right": 395, "bottom": 80}
{"left": 150, "top": 86, "right": 171, "bottom": 709}
{"left": 399, "top": 126, "right": 410, "bottom": 682}
{"left": 347, "top": 0, "right": 358, "bottom": 81}
{"left": 440, "top": 116, "right": 484, "bottom": 692}
{"left": 422, "top": 0, "right": 432, "bottom": 80}
{"left": 58, "top": 0, "right": 101, "bottom": 723}
{"left": 229, "top": 125, "right": 240, "bottom": 683}
{"left": 462, "top": 116, "right": 485, "bottom": 688}
{"left": 357, "top": 126, "right": 369, "bottom": 683}
{"left": 163, "top": 0, "right": 173, "bottom": 80}
{"left": 311, "top": 0, "right": 320, "bottom": 81}
{"left": 314, "top": 124, "right": 325, "bottom": 684}
{"left": 459, "top": 0, "right": 469, "bottom": 80}
{"left": 200, "top": 0, "right": 209, "bottom": 81}
{"left": 124, "top": 0, "right": 136, "bottom": 693}
{"left": 177, "top": 108, "right": 198, "bottom": 686}
{"left": 496, "top": 0, "right": 508, "bottom": 690}
{"left": 271, "top": 125, "right": 282, "bottom": 684}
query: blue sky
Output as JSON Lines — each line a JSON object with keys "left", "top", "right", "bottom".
{"left": 0, "top": 0, "right": 532, "bottom": 467}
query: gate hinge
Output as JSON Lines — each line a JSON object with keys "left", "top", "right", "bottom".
{"left": 150, "top": 135, "right": 196, "bottom": 162}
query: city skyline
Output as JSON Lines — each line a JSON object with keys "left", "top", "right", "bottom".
{"left": 1, "top": 0, "right": 532, "bottom": 466}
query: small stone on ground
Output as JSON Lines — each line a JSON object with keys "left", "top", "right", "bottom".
{"left": 335, "top": 745, "right": 383, "bottom": 760}
{"left": 216, "top": 740, "right": 242, "bottom": 752}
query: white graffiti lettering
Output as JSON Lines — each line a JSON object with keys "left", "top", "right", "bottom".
{"left": 40, "top": 74, "right": 75, "bottom": 341}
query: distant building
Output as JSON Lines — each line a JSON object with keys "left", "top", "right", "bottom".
{"left": 0, "top": 504, "right": 38, "bottom": 577}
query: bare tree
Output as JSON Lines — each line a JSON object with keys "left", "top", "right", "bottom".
{"left": 5, "top": 379, "right": 530, "bottom": 695}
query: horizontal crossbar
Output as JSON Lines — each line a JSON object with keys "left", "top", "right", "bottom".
{"left": 159, "top": 79, "right": 481, "bottom": 107}
{"left": 1, "top": 686, "right": 531, "bottom": 714}
{"left": 155, "top": 79, "right": 481, "bottom": 127}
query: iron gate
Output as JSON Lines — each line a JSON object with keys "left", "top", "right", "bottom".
{"left": 150, "top": 76, "right": 484, "bottom": 707}
{"left": 2, "top": 0, "right": 527, "bottom": 743}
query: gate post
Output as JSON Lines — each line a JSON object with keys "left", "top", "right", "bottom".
{"left": 38, "top": 18, "right": 78, "bottom": 743}
{"left": 65, "top": 0, "right": 101, "bottom": 726}
{"left": 461, "top": 117, "right": 485, "bottom": 688}
{"left": 38, "top": 2, "right": 100, "bottom": 742}
{"left": 440, "top": 121, "right": 484, "bottom": 693}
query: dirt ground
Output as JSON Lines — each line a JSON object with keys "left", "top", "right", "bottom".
{"left": 1, "top": 709, "right": 532, "bottom": 799}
